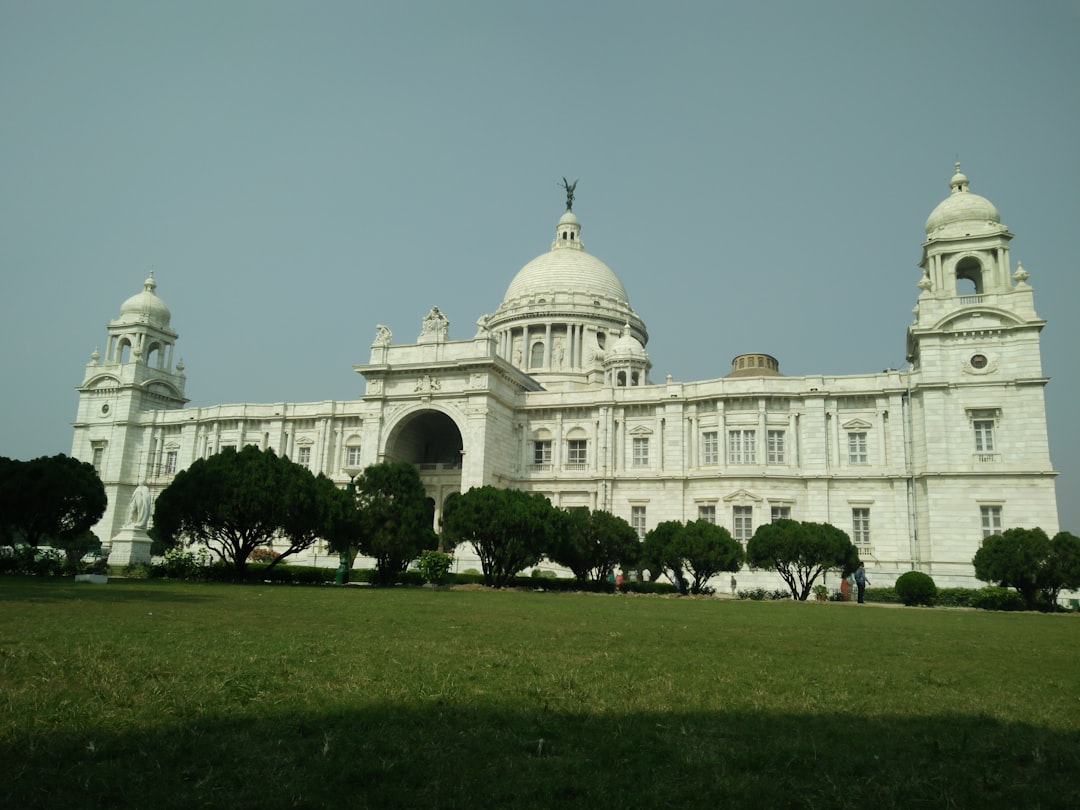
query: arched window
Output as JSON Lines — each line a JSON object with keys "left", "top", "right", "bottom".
{"left": 530, "top": 341, "right": 545, "bottom": 368}
{"left": 118, "top": 338, "right": 132, "bottom": 364}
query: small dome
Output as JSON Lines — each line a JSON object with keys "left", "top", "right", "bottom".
{"left": 557, "top": 210, "right": 580, "bottom": 227}
{"left": 608, "top": 326, "right": 647, "bottom": 359}
{"left": 118, "top": 274, "right": 172, "bottom": 326}
{"left": 726, "top": 353, "right": 781, "bottom": 377}
{"left": 925, "top": 163, "right": 1001, "bottom": 236}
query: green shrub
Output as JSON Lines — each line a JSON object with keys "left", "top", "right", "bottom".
{"left": 895, "top": 571, "right": 938, "bottom": 606}
{"left": 972, "top": 586, "right": 1027, "bottom": 612}
{"left": 864, "top": 586, "right": 901, "bottom": 604}
{"left": 153, "top": 547, "right": 213, "bottom": 579}
{"left": 935, "top": 588, "right": 980, "bottom": 608}
{"left": 417, "top": 550, "right": 453, "bottom": 585}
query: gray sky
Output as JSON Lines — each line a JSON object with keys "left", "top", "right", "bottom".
{"left": 2, "top": 1, "right": 1077, "bottom": 533}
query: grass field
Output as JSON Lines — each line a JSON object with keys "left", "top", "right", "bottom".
{"left": 1, "top": 578, "right": 1077, "bottom": 809}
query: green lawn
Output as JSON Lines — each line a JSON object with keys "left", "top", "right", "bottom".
{"left": 1, "top": 578, "right": 1077, "bottom": 809}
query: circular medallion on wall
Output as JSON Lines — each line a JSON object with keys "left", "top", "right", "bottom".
{"left": 962, "top": 352, "right": 997, "bottom": 375}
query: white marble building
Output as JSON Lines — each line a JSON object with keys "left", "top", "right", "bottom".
{"left": 72, "top": 166, "right": 1059, "bottom": 586}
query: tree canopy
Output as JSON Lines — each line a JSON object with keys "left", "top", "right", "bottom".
{"left": 746, "top": 519, "right": 858, "bottom": 600}
{"left": 547, "top": 508, "right": 640, "bottom": 583}
{"left": 641, "top": 520, "right": 688, "bottom": 590}
{"left": 972, "top": 527, "right": 1080, "bottom": 610}
{"left": 441, "top": 486, "right": 557, "bottom": 587}
{"left": 0, "top": 455, "right": 106, "bottom": 556}
{"left": 668, "top": 520, "right": 744, "bottom": 595}
{"left": 152, "top": 446, "right": 337, "bottom": 574}
{"left": 347, "top": 461, "right": 437, "bottom": 585}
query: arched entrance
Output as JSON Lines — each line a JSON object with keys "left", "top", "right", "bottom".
{"left": 383, "top": 409, "right": 464, "bottom": 534}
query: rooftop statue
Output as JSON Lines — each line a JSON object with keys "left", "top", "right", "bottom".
{"left": 561, "top": 177, "right": 578, "bottom": 211}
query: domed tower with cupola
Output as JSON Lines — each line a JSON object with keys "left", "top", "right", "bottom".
{"left": 904, "top": 165, "right": 1057, "bottom": 576}
{"left": 908, "top": 164, "right": 1043, "bottom": 378}
{"left": 486, "top": 183, "right": 648, "bottom": 390}
{"left": 71, "top": 273, "right": 189, "bottom": 553}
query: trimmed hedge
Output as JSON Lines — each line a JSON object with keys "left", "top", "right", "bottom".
{"left": 895, "top": 571, "right": 938, "bottom": 606}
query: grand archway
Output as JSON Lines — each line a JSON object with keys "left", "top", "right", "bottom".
{"left": 383, "top": 409, "right": 463, "bottom": 532}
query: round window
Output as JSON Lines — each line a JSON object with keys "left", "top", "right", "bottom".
{"left": 970, "top": 354, "right": 988, "bottom": 369}
{"left": 101, "top": 403, "right": 110, "bottom": 415}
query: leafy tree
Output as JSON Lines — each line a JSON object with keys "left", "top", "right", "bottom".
{"left": 441, "top": 486, "right": 557, "bottom": 587}
{"left": 971, "top": 526, "right": 1078, "bottom": 610}
{"left": 0, "top": 455, "right": 106, "bottom": 552}
{"left": 641, "top": 520, "right": 688, "bottom": 590}
{"left": 350, "top": 461, "right": 437, "bottom": 585}
{"left": 746, "top": 519, "right": 857, "bottom": 601}
{"left": 669, "top": 520, "right": 744, "bottom": 595}
{"left": 1043, "top": 531, "right": 1080, "bottom": 606}
{"left": 548, "top": 508, "right": 640, "bottom": 583}
{"left": 322, "top": 479, "right": 365, "bottom": 583}
{"left": 152, "top": 446, "right": 338, "bottom": 575}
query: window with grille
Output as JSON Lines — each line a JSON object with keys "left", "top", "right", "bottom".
{"left": 848, "top": 432, "right": 868, "bottom": 464}
{"left": 771, "top": 505, "right": 791, "bottom": 522}
{"left": 701, "top": 431, "right": 718, "bottom": 465}
{"left": 767, "top": 430, "right": 785, "bottom": 464}
{"left": 728, "top": 430, "right": 756, "bottom": 464}
{"left": 632, "top": 437, "right": 650, "bottom": 467}
{"left": 733, "top": 506, "right": 753, "bottom": 542}
{"left": 567, "top": 439, "right": 587, "bottom": 466}
{"left": 852, "top": 508, "right": 870, "bottom": 545}
{"left": 980, "top": 505, "right": 1002, "bottom": 538}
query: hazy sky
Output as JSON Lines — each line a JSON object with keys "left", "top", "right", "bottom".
{"left": 2, "top": 1, "right": 1077, "bottom": 532}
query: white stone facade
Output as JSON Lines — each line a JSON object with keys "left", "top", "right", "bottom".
{"left": 72, "top": 167, "right": 1060, "bottom": 588}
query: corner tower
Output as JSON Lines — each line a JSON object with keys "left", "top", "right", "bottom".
{"left": 908, "top": 164, "right": 1044, "bottom": 380}
{"left": 72, "top": 274, "right": 188, "bottom": 546}
{"left": 905, "top": 165, "right": 1057, "bottom": 578}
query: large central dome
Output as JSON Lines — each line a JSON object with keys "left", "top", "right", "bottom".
{"left": 501, "top": 212, "right": 629, "bottom": 305}
{"left": 486, "top": 203, "right": 648, "bottom": 388}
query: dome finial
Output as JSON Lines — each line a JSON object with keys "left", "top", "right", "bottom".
{"left": 560, "top": 177, "right": 578, "bottom": 211}
{"left": 949, "top": 163, "right": 969, "bottom": 194}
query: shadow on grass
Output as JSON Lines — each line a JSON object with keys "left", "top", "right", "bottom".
{"left": 4, "top": 704, "right": 1077, "bottom": 809}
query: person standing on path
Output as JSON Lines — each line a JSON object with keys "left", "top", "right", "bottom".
{"left": 854, "top": 562, "right": 870, "bottom": 604}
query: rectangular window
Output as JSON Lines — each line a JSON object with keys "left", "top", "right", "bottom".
{"left": 701, "top": 431, "right": 718, "bottom": 465}
{"left": 698, "top": 505, "right": 716, "bottom": 523}
{"left": 631, "top": 506, "right": 647, "bottom": 540}
{"left": 164, "top": 450, "right": 177, "bottom": 475}
{"left": 632, "top": 437, "right": 650, "bottom": 467}
{"left": 848, "top": 432, "right": 868, "bottom": 464}
{"left": 974, "top": 420, "right": 995, "bottom": 453}
{"left": 346, "top": 446, "right": 363, "bottom": 468}
{"left": 771, "top": 505, "right": 791, "bottom": 522}
{"left": 852, "top": 508, "right": 871, "bottom": 545}
{"left": 767, "top": 430, "right": 785, "bottom": 464}
{"left": 296, "top": 446, "right": 311, "bottom": 468}
{"left": 980, "top": 505, "right": 1002, "bottom": 539}
{"left": 91, "top": 444, "right": 105, "bottom": 474}
{"left": 733, "top": 506, "right": 753, "bottom": 542}
{"left": 567, "top": 439, "right": 587, "bottom": 466}
{"left": 532, "top": 440, "right": 552, "bottom": 467}
{"left": 727, "top": 430, "right": 756, "bottom": 464}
